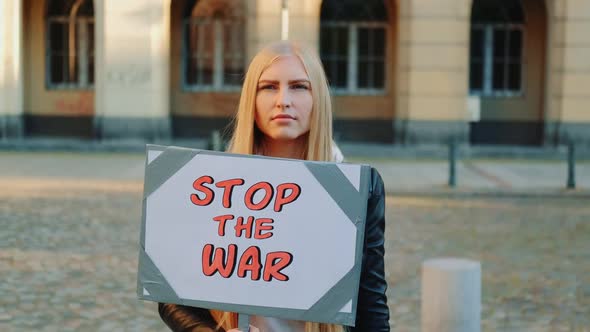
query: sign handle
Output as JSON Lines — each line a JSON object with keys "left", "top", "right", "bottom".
{"left": 238, "top": 313, "right": 250, "bottom": 331}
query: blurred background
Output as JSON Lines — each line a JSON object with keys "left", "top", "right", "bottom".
{"left": 0, "top": 0, "right": 589, "bottom": 145}
{"left": 0, "top": 0, "right": 589, "bottom": 331}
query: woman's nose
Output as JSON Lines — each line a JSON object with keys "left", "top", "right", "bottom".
{"left": 276, "top": 87, "right": 292, "bottom": 109}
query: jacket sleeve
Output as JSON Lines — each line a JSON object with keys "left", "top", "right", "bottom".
{"left": 350, "top": 168, "right": 390, "bottom": 331}
{"left": 158, "top": 303, "right": 223, "bottom": 332}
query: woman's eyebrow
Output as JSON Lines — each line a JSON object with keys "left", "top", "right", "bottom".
{"left": 289, "top": 79, "right": 311, "bottom": 84}
{"left": 257, "top": 79, "right": 310, "bottom": 84}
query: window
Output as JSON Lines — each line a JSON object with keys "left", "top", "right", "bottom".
{"left": 46, "top": 0, "right": 94, "bottom": 89}
{"left": 470, "top": 0, "right": 524, "bottom": 96}
{"left": 184, "top": 0, "right": 245, "bottom": 91}
{"left": 320, "top": 0, "right": 388, "bottom": 94}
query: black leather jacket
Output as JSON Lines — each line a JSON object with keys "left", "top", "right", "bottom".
{"left": 159, "top": 168, "right": 390, "bottom": 331}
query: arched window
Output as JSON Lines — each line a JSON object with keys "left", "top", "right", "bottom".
{"left": 470, "top": 0, "right": 524, "bottom": 96}
{"left": 184, "top": 0, "right": 245, "bottom": 91}
{"left": 46, "top": 0, "right": 94, "bottom": 89}
{"left": 320, "top": 0, "right": 388, "bottom": 94}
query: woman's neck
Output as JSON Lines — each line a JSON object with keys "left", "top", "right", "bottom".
{"left": 259, "top": 136, "right": 307, "bottom": 159}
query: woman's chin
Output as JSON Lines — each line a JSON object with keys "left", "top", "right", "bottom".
{"left": 266, "top": 131, "right": 308, "bottom": 142}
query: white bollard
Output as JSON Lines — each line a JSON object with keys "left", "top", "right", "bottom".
{"left": 421, "top": 258, "right": 481, "bottom": 332}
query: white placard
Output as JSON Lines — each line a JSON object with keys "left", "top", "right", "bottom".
{"left": 138, "top": 146, "right": 369, "bottom": 325}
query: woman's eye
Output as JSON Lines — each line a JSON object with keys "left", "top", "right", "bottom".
{"left": 292, "top": 84, "right": 309, "bottom": 90}
{"left": 258, "top": 84, "right": 276, "bottom": 90}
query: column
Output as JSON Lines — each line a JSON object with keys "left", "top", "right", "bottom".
{"left": 94, "top": 0, "right": 171, "bottom": 141}
{"left": 287, "top": 0, "right": 321, "bottom": 52}
{"left": 249, "top": 0, "right": 282, "bottom": 60}
{"left": 396, "top": 0, "right": 471, "bottom": 144}
{"left": 0, "top": 0, "right": 24, "bottom": 139}
{"left": 550, "top": 0, "right": 590, "bottom": 145}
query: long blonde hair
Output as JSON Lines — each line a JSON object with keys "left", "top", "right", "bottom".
{"left": 217, "top": 41, "right": 343, "bottom": 332}
{"left": 227, "top": 41, "right": 334, "bottom": 162}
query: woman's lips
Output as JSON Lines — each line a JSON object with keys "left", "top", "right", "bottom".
{"left": 272, "top": 114, "right": 296, "bottom": 120}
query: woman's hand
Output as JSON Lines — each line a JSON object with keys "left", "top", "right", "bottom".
{"left": 227, "top": 325, "right": 260, "bottom": 332}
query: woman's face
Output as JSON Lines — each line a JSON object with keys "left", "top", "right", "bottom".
{"left": 255, "top": 55, "right": 313, "bottom": 142}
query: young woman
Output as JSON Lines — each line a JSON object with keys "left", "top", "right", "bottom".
{"left": 158, "top": 41, "right": 389, "bottom": 332}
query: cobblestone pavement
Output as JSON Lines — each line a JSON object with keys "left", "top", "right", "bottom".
{"left": 1, "top": 153, "right": 589, "bottom": 331}
{"left": 386, "top": 196, "right": 589, "bottom": 332}
{"left": 0, "top": 178, "right": 165, "bottom": 332}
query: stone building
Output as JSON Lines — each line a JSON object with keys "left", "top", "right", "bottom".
{"left": 0, "top": 0, "right": 589, "bottom": 145}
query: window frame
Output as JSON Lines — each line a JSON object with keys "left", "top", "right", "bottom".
{"left": 45, "top": 16, "right": 95, "bottom": 90}
{"left": 320, "top": 21, "right": 388, "bottom": 96}
{"left": 182, "top": 17, "right": 244, "bottom": 93}
{"left": 469, "top": 22, "right": 525, "bottom": 98}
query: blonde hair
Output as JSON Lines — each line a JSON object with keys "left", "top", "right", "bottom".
{"left": 217, "top": 41, "right": 343, "bottom": 332}
{"left": 227, "top": 41, "right": 334, "bottom": 162}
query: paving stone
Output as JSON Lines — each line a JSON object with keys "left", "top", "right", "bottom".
{"left": 1, "top": 153, "right": 589, "bottom": 331}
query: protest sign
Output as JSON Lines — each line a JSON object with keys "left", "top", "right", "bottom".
{"left": 137, "top": 145, "right": 370, "bottom": 325}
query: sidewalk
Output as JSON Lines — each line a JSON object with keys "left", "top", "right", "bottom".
{"left": 368, "top": 159, "right": 590, "bottom": 197}
{"left": 3, "top": 150, "right": 588, "bottom": 332}
{"left": 1, "top": 142, "right": 588, "bottom": 197}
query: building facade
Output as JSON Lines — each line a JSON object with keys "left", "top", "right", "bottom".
{"left": 0, "top": 0, "right": 589, "bottom": 145}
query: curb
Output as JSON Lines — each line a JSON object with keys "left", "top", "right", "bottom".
{"left": 1, "top": 139, "right": 590, "bottom": 160}
{"left": 385, "top": 188, "right": 590, "bottom": 199}
{"left": 0, "top": 138, "right": 209, "bottom": 153}
{"left": 341, "top": 143, "right": 590, "bottom": 161}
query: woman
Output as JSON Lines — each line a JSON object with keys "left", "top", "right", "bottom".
{"left": 159, "top": 41, "right": 389, "bottom": 332}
